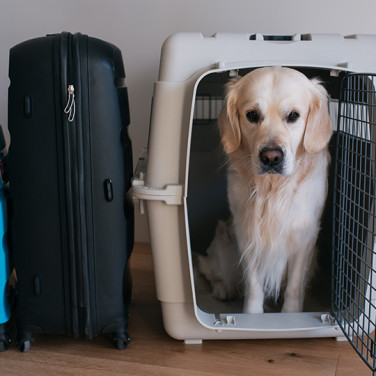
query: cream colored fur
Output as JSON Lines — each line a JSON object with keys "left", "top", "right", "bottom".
{"left": 198, "top": 67, "right": 333, "bottom": 313}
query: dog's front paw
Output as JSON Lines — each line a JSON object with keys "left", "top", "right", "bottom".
{"left": 281, "top": 299, "right": 303, "bottom": 313}
{"left": 243, "top": 299, "right": 264, "bottom": 314}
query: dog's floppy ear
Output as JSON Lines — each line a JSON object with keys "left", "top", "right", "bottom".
{"left": 218, "top": 77, "right": 242, "bottom": 154}
{"left": 303, "top": 79, "right": 333, "bottom": 153}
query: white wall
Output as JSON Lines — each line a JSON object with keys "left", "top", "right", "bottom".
{"left": 0, "top": 0, "right": 375, "bottom": 242}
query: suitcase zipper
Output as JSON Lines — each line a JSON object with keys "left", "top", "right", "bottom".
{"left": 64, "top": 84, "right": 76, "bottom": 122}
{"left": 61, "top": 33, "right": 85, "bottom": 337}
{"left": 65, "top": 32, "right": 76, "bottom": 123}
{"left": 65, "top": 33, "right": 92, "bottom": 338}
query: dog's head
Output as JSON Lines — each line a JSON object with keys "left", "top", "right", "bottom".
{"left": 218, "top": 67, "right": 333, "bottom": 176}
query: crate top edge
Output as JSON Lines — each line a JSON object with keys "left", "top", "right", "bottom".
{"left": 158, "top": 32, "right": 376, "bottom": 82}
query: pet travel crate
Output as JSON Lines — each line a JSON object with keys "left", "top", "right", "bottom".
{"left": 132, "top": 33, "right": 376, "bottom": 372}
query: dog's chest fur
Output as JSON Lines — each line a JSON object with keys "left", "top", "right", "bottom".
{"left": 227, "top": 150, "right": 329, "bottom": 297}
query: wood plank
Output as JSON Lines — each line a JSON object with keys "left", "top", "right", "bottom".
{"left": 0, "top": 243, "right": 371, "bottom": 376}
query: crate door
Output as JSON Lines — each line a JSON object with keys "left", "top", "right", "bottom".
{"left": 332, "top": 73, "right": 376, "bottom": 372}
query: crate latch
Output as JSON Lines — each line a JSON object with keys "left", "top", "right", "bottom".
{"left": 132, "top": 176, "right": 183, "bottom": 214}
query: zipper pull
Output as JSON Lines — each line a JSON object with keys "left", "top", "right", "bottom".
{"left": 64, "top": 85, "right": 76, "bottom": 122}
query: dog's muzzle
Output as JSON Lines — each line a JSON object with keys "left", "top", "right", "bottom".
{"left": 259, "top": 147, "right": 284, "bottom": 174}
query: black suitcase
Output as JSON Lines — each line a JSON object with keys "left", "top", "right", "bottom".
{"left": 8, "top": 32, "right": 134, "bottom": 351}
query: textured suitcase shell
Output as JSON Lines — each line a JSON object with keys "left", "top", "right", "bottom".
{"left": 8, "top": 32, "right": 134, "bottom": 350}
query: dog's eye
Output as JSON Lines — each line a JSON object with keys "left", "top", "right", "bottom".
{"left": 246, "top": 110, "right": 260, "bottom": 123}
{"left": 287, "top": 111, "right": 300, "bottom": 123}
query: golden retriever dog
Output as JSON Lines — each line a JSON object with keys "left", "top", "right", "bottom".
{"left": 198, "top": 67, "right": 333, "bottom": 313}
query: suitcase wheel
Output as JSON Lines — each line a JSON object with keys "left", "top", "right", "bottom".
{"left": 0, "top": 323, "right": 10, "bottom": 352}
{"left": 113, "top": 332, "right": 130, "bottom": 350}
{"left": 19, "top": 340, "right": 30, "bottom": 352}
{"left": 114, "top": 338, "right": 128, "bottom": 350}
{"left": 17, "top": 332, "right": 34, "bottom": 353}
{"left": 19, "top": 339, "right": 31, "bottom": 353}
{"left": 0, "top": 338, "right": 10, "bottom": 352}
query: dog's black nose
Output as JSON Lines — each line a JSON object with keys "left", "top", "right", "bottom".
{"left": 259, "top": 147, "right": 284, "bottom": 166}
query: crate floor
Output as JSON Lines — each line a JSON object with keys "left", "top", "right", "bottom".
{"left": 193, "top": 264, "right": 332, "bottom": 315}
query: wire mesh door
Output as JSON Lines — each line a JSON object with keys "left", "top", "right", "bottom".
{"left": 332, "top": 73, "right": 376, "bottom": 373}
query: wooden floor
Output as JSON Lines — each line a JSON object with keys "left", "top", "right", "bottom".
{"left": 0, "top": 243, "right": 372, "bottom": 375}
